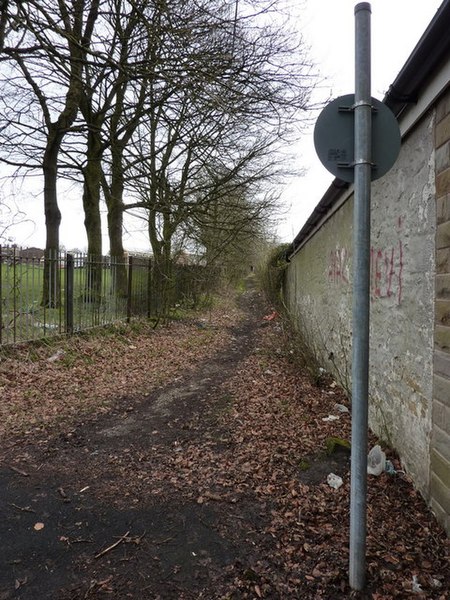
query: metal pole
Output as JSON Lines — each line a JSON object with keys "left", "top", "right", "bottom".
{"left": 0, "top": 246, "right": 3, "bottom": 345}
{"left": 349, "top": 2, "right": 372, "bottom": 591}
{"left": 127, "top": 255, "right": 133, "bottom": 323}
{"left": 66, "top": 253, "right": 74, "bottom": 334}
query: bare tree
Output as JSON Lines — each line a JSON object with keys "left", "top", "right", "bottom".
{"left": 75, "top": 0, "right": 168, "bottom": 296}
{"left": 122, "top": 0, "right": 314, "bottom": 314}
{"left": 0, "top": 193, "right": 32, "bottom": 245}
{"left": 0, "top": 0, "right": 100, "bottom": 305}
{"left": 0, "top": 0, "right": 315, "bottom": 314}
{"left": 0, "top": 0, "right": 9, "bottom": 51}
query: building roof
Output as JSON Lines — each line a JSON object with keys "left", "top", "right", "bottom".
{"left": 287, "top": 0, "right": 450, "bottom": 260}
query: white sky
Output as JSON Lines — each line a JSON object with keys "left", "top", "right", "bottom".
{"left": 278, "top": 0, "right": 444, "bottom": 242}
{"left": 2, "top": 0, "right": 445, "bottom": 251}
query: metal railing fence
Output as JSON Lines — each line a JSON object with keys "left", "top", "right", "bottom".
{"left": 0, "top": 247, "right": 215, "bottom": 345}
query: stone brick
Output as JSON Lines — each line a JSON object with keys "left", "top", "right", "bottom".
{"left": 434, "top": 348, "right": 450, "bottom": 378}
{"left": 435, "top": 325, "right": 450, "bottom": 352}
{"left": 430, "top": 498, "right": 450, "bottom": 535}
{"left": 432, "top": 424, "right": 450, "bottom": 461}
{"left": 433, "top": 372, "right": 450, "bottom": 405}
{"left": 436, "top": 273, "right": 450, "bottom": 298}
{"left": 436, "top": 112, "right": 450, "bottom": 148}
{"left": 436, "top": 194, "right": 450, "bottom": 225}
{"left": 435, "top": 299, "right": 450, "bottom": 326}
{"left": 436, "top": 221, "right": 450, "bottom": 249}
{"left": 437, "top": 169, "right": 450, "bottom": 198}
{"left": 436, "top": 141, "right": 450, "bottom": 173}
{"left": 436, "top": 92, "right": 450, "bottom": 123}
{"left": 432, "top": 401, "right": 450, "bottom": 439}
{"left": 436, "top": 247, "right": 450, "bottom": 273}
{"left": 430, "top": 472, "right": 450, "bottom": 514}
{"left": 431, "top": 448, "right": 450, "bottom": 487}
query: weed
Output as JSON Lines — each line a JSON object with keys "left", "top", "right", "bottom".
{"left": 370, "top": 394, "right": 394, "bottom": 449}
{"left": 258, "top": 244, "right": 290, "bottom": 309}
{"left": 325, "top": 436, "right": 351, "bottom": 455}
{"left": 298, "top": 458, "right": 311, "bottom": 471}
{"left": 235, "top": 280, "right": 246, "bottom": 294}
{"left": 279, "top": 309, "right": 323, "bottom": 385}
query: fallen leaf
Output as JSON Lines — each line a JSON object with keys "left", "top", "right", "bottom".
{"left": 1, "top": 290, "right": 449, "bottom": 600}
{"left": 203, "top": 491, "right": 222, "bottom": 501}
{"left": 14, "top": 577, "right": 27, "bottom": 590}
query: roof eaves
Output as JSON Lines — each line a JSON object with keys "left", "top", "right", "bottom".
{"left": 287, "top": 0, "right": 450, "bottom": 261}
{"left": 384, "top": 0, "right": 450, "bottom": 118}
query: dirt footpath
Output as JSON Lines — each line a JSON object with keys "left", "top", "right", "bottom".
{"left": 0, "top": 286, "right": 449, "bottom": 599}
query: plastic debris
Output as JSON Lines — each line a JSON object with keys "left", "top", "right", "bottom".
{"left": 411, "top": 575, "right": 423, "bottom": 594}
{"left": 384, "top": 459, "right": 396, "bottom": 475}
{"left": 334, "top": 403, "right": 349, "bottom": 413}
{"left": 262, "top": 311, "right": 278, "bottom": 321}
{"left": 367, "top": 445, "right": 386, "bottom": 476}
{"left": 322, "top": 415, "right": 340, "bottom": 422}
{"left": 327, "top": 473, "right": 343, "bottom": 489}
{"left": 36, "top": 322, "right": 59, "bottom": 331}
{"left": 47, "top": 349, "right": 65, "bottom": 363}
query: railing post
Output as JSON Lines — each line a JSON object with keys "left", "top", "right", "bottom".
{"left": 66, "top": 253, "right": 74, "bottom": 334}
{"left": 147, "top": 258, "right": 152, "bottom": 319}
{"left": 127, "top": 255, "right": 133, "bottom": 323}
{"left": 0, "top": 246, "right": 3, "bottom": 344}
{"left": 13, "top": 246, "right": 17, "bottom": 343}
{"left": 0, "top": 245, "right": 2, "bottom": 345}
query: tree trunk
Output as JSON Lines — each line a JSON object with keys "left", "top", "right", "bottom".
{"left": 105, "top": 143, "right": 127, "bottom": 296}
{"left": 148, "top": 207, "right": 175, "bottom": 321}
{"left": 82, "top": 127, "right": 103, "bottom": 303}
{"left": 42, "top": 128, "right": 62, "bottom": 307}
{"left": 152, "top": 244, "right": 173, "bottom": 322}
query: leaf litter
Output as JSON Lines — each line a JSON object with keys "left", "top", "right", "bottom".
{"left": 0, "top": 288, "right": 448, "bottom": 599}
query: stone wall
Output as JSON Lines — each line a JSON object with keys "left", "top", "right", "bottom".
{"left": 431, "top": 88, "right": 450, "bottom": 534}
{"left": 284, "top": 198, "right": 353, "bottom": 394}
{"left": 285, "top": 109, "right": 436, "bottom": 499}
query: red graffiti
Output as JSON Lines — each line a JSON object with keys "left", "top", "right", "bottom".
{"left": 398, "top": 240, "right": 403, "bottom": 304}
{"left": 328, "top": 247, "right": 349, "bottom": 284}
{"left": 373, "top": 249, "right": 383, "bottom": 297}
{"left": 328, "top": 240, "right": 404, "bottom": 305}
{"left": 370, "top": 242, "right": 403, "bottom": 303}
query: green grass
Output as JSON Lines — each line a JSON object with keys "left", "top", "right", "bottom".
{"left": 0, "top": 262, "right": 134, "bottom": 344}
{"left": 0, "top": 260, "right": 216, "bottom": 345}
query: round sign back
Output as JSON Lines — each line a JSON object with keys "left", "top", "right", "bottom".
{"left": 314, "top": 94, "right": 401, "bottom": 182}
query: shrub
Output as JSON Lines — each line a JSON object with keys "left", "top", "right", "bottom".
{"left": 258, "top": 243, "right": 290, "bottom": 308}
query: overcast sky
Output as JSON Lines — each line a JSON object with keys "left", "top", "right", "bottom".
{"left": 279, "top": 0, "right": 444, "bottom": 242}
{"left": 4, "top": 0, "right": 445, "bottom": 251}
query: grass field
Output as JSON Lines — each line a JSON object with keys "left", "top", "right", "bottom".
{"left": 0, "top": 256, "right": 210, "bottom": 345}
{"left": 0, "top": 259, "right": 143, "bottom": 344}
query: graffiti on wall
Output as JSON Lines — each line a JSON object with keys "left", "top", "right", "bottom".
{"left": 328, "top": 247, "right": 350, "bottom": 285}
{"left": 328, "top": 217, "right": 404, "bottom": 304}
{"left": 370, "top": 241, "right": 403, "bottom": 303}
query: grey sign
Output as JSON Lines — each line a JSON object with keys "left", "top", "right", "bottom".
{"left": 314, "top": 94, "right": 401, "bottom": 182}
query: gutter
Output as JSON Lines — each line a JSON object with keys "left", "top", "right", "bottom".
{"left": 384, "top": 0, "right": 450, "bottom": 118}
{"left": 288, "top": 178, "right": 349, "bottom": 258}
{"left": 287, "top": 0, "right": 450, "bottom": 261}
